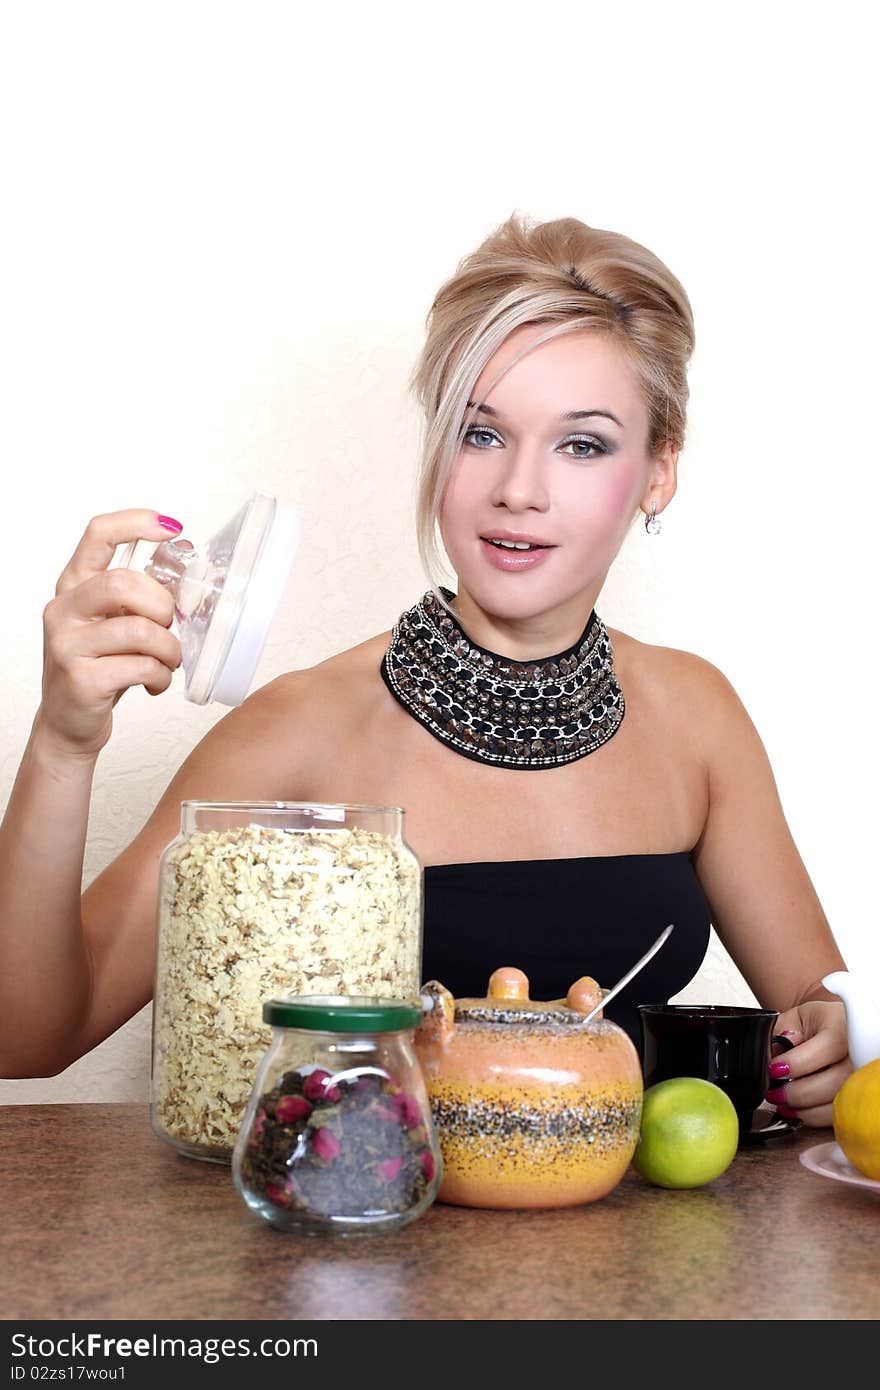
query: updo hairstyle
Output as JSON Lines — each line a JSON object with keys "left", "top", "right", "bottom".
{"left": 408, "top": 211, "right": 696, "bottom": 600}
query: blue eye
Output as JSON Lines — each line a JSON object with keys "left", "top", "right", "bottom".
{"left": 461, "top": 427, "right": 499, "bottom": 449}
{"left": 460, "top": 426, "right": 609, "bottom": 459}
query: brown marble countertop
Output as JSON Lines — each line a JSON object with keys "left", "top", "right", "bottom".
{"left": 1, "top": 1104, "right": 876, "bottom": 1321}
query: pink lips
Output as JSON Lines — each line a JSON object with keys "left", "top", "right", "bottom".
{"left": 479, "top": 537, "right": 555, "bottom": 572}
{"left": 481, "top": 529, "right": 554, "bottom": 546}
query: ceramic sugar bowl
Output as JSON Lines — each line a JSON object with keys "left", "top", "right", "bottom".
{"left": 415, "top": 967, "right": 642, "bottom": 1209}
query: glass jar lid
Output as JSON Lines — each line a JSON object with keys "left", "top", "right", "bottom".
{"left": 114, "top": 492, "right": 302, "bottom": 707}
{"left": 263, "top": 996, "right": 423, "bottom": 1032}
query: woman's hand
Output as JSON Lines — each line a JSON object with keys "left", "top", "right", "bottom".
{"left": 38, "top": 510, "right": 186, "bottom": 761}
{"left": 767, "top": 1000, "right": 852, "bottom": 1128}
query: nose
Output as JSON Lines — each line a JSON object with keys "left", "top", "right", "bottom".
{"left": 488, "top": 443, "right": 550, "bottom": 514}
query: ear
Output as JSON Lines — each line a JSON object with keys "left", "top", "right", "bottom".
{"left": 639, "top": 439, "right": 679, "bottom": 518}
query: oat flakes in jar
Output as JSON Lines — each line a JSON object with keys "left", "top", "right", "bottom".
{"left": 151, "top": 801, "right": 422, "bottom": 1162}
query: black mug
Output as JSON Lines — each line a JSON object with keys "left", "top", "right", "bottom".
{"left": 638, "top": 1004, "right": 792, "bottom": 1135}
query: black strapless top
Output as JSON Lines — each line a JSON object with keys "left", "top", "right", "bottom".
{"left": 421, "top": 852, "right": 712, "bottom": 1058}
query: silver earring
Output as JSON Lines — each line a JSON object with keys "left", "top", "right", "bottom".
{"left": 645, "top": 501, "right": 662, "bottom": 535}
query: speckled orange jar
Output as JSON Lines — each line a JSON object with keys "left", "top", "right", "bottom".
{"left": 415, "top": 967, "right": 642, "bottom": 1209}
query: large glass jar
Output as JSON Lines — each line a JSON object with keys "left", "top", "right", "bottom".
{"left": 151, "top": 801, "right": 422, "bottom": 1162}
{"left": 233, "top": 996, "right": 442, "bottom": 1235}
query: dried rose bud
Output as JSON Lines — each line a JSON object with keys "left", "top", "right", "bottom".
{"left": 311, "top": 1127, "right": 341, "bottom": 1162}
{"left": 302, "top": 1069, "right": 331, "bottom": 1100}
{"left": 391, "top": 1091, "right": 423, "bottom": 1130}
{"left": 420, "top": 1149, "right": 437, "bottom": 1183}
{"left": 275, "top": 1095, "right": 312, "bottom": 1125}
{"left": 265, "top": 1182, "right": 290, "bottom": 1207}
{"left": 303, "top": 1069, "right": 342, "bottom": 1103}
{"left": 378, "top": 1156, "right": 404, "bottom": 1182}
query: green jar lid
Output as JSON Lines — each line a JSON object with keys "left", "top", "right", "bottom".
{"left": 262, "top": 995, "right": 423, "bottom": 1032}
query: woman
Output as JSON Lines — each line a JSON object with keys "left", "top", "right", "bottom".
{"left": 0, "top": 211, "right": 850, "bottom": 1125}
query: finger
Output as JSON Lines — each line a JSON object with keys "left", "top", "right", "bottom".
{"left": 89, "top": 654, "right": 179, "bottom": 702}
{"left": 76, "top": 615, "right": 182, "bottom": 670}
{"left": 62, "top": 569, "right": 177, "bottom": 627}
{"left": 782, "top": 1057, "right": 853, "bottom": 1113}
{"left": 55, "top": 510, "right": 184, "bottom": 595}
{"left": 774, "top": 1028, "right": 847, "bottom": 1079}
{"left": 771, "top": 1011, "right": 805, "bottom": 1052}
{"left": 771, "top": 1031, "right": 804, "bottom": 1058}
{"left": 785, "top": 1101, "right": 833, "bottom": 1129}
{"left": 144, "top": 664, "right": 176, "bottom": 697}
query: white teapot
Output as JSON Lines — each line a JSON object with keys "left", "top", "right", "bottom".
{"left": 822, "top": 971, "right": 880, "bottom": 1070}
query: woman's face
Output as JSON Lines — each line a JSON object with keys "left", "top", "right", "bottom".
{"left": 438, "top": 325, "right": 675, "bottom": 631}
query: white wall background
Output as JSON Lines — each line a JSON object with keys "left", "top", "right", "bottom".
{"left": 1, "top": 1, "right": 876, "bottom": 1102}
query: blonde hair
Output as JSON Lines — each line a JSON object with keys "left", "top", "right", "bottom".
{"left": 408, "top": 210, "right": 696, "bottom": 601}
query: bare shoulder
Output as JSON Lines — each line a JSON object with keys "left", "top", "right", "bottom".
{"left": 266, "top": 628, "right": 392, "bottom": 708}
{"left": 248, "top": 628, "right": 392, "bottom": 751}
{"left": 611, "top": 625, "right": 761, "bottom": 789}
{"left": 312, "top": 627, "right": 393, "bottom": 684}
{"left": 609, "top": 624, "right": 735, "bottom": 690}
{"left": 608, "top": 624, "right": 759, "bottom": 763}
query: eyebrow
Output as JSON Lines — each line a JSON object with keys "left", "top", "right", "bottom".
{"left": 466, "top": 400, "right": 624, "bottom": 428}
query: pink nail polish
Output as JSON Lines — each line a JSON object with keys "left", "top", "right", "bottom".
{"left": 765, "top": 1087, "right": 788, "bottom": 1105}
{"left": 157, "top": 514, "right": 183, "bottom": 533}
{"left": 769, "top": 1060, "right": 791, "bottom": 1080}
{"left": 776, "top": 1104, "right": 799, "bottom": 1120}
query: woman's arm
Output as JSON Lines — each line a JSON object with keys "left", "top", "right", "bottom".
{"left": 687, "top": 656, "right": 850, "bottom": 1126}
{"left": 0, "top": 670, "right": 309, "bottom": 1078}
{"left": 0, "top": 508, "right": 324, "bottom": 1079}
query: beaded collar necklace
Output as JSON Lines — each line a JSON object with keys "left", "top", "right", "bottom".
{"left": 380, "top": 587, "right": 625, "bottom": 771}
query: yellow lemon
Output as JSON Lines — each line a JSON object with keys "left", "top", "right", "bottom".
{"left": 632, "top": 1077, "right": 739, "bottom": 1188}
{"left": 833, "top": 1058, "right": 880, "bottom": 1180}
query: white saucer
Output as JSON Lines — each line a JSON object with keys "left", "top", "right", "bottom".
{"left": 799, "top": 1141, "right": 880, "bottom": 1193}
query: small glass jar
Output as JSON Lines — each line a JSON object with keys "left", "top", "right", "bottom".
{"left": 151, "top": 802, "right": 422, "bottom": 1163}
{"left": 233, "top": 997, "right": 442, "bottom": 1235}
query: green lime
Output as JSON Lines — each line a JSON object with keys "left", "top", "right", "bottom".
{"left": 633, "top": 1077, "right": 739, "bottom": 1188}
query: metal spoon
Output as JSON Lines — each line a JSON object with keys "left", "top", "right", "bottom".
{"left": 581, "top": 923, "right": 675, "bottom": 1024}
